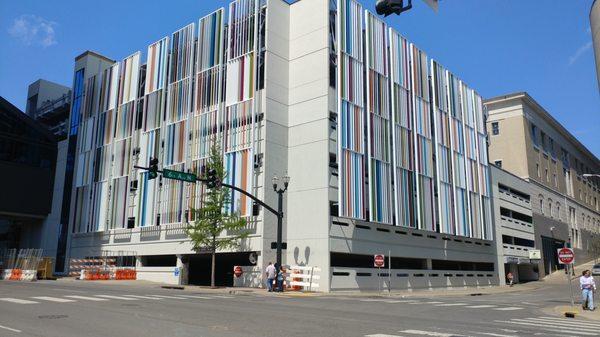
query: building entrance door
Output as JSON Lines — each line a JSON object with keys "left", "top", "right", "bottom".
{"left": 541, "top": 236, "right": 565, "bottom": 276}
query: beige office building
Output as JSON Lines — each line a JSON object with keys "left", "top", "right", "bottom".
{"left": 485, "top": 92, "right": 600, "bottom": 278}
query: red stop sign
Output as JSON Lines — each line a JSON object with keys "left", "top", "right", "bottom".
{"left": 374, "top": 254, "right": 385, "bottom": 268}
{"left": 557, "top": 248, "right": 574, "bottom": 264}
{"left": 233, "top": 266, "right": 243, "bottom": 277}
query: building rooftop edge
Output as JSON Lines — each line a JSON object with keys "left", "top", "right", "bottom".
{"left": 483, "top": 92, "right": 600, "bottom": 168}
{"left": 75, "top": 50, "right": 115, "bottom": 63}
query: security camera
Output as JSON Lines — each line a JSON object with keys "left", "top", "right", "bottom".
{"left": 550, "top": 226, "right": 556, "bottom": 231}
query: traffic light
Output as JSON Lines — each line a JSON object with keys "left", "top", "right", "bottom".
{"left": 148, "top": 157, "right": 159, "bottom": 180}
{"left": 375, "top": 0, "right": 412, "bottom": 17}
{"left": 206, "top": 168, "right": 218, "bottom": 189}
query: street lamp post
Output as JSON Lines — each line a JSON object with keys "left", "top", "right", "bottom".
{"left": 272, "top": 173, "right": 290, "bottom": 269}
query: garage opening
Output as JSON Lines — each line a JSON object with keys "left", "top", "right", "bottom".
{"left": 188, "top": 252, "right": 257, "bottom": 286}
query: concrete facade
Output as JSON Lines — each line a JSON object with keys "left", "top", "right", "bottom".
{"left": 490, "top": 165, "right": 537, "bottom": 285}
{"left": 64, "top": 0, "right": 497, "bottom": 291}
{"left": 485, "top": 92, "right": 600, "bottom": 279}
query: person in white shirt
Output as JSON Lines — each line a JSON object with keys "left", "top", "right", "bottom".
{"left": 265, "top": 262, "right": 276, "bottom": 292}
{"left": 580, "top": 269, "right": 596, "bottom": 311}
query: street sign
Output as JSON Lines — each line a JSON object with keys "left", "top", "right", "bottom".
{"left": 528, "top": 249, "right": 541, "bottom": 260}
{"left": 162, "top": 169, "right": 197, "bottom": 183}
{"left": 374, "top": 254, "right": 385, "bottom": 268}
{"left": 557, "top": 248, "right": 574, "bottom": 264}
{"left": 233, "top": 266, "right": 243, "bottom": 278}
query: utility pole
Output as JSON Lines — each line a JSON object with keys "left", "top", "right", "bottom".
{"left": 272, "top": 174, "right": 290, "bottom": 269}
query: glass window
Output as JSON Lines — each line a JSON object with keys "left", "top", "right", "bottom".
{"left": 530, "top": 123, "right": 538, "bottom": 146}
{"left": 491, "top": 122, "right": 499, "bottom": 135}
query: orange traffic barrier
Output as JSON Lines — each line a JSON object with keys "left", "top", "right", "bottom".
{"left": 9, "top": 269, "right": 22, "bottom": 280}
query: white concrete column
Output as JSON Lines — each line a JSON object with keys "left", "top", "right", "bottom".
{"left": 176, "top": 255, "right": 188, "bottom": 285}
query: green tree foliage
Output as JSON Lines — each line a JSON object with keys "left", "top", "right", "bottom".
{"left": 185, "top": 144, "right": 249, "bottom": 287}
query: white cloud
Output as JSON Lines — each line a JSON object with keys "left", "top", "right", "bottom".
{"left": 8, "top": 14, "right": 57, "bottom": 47}
{"left": 568, "top": 41, "right": 592, "bottom": 66}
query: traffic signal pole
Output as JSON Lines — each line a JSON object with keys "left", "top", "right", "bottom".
{"left": 134, "top": 165, "right": 284, "bottom": 265}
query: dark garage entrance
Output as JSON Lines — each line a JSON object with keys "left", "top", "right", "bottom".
{"left": 541, "top": 236, "right": 565, "bottom": 276}
{"left": 188, "top": 252, "right": 257, "bottom": 286}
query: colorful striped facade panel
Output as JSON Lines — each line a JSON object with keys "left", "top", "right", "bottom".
{"left": 395, "top": 168, "right": 415, "bottom": 228}
{"left": 389, "top": 30, "right": 410, "bottom": 89}
{"left": 340, "top": 101, "right": 364, "bottom": 153}
{"left": 340, "top": 54, "right": 364, "bottom": 107}
{"left": 365, "top": 12, "right": 387, "bottom": 76}
{"left": 161, "top": 163, "right": 186, "bottom": 225}
{"left": 90, "top": 181, "right": 108, "bottom": 232}
{"left": 197, "top": 9, "right": 224, "bottom": 72}
{"left": 339, "top": 0, "right": 363, "bottom": 60}
{"left": 225, "top": 54, "right": 254, "bottom": 106}
{"left": 191, "top": 111, "right": 219, "bottom": 160}
{"left": 146, "top": 37, "right": 169, "bottom": 95}
{"left": 137, "top": 171, "right": 158, "bottom": 227}
{"left": 417, "top": 175, "right": 435, "bottom": 231}
{"left": 164, "top": 120, "right": 187, "bottom": 166}
{"left": 223, "top": 100, "right": 253, "bottom": 153}
{"left": 167, "top": 77, "right": 193, "bottom": 123}
{"left": 228, "top": 0, "right": 257, "bottom": 60}
{"left": 143, "top": 90, "right": 165, "bottom": 131}
{"left": 110, "top": 176, "right": 129, "bottom": 229}
{"left": 93, "top": 144, "right": 112, "bottom": 183}
{"left": 369, "top": 159, "right": 393, "bottom": 224}
{"left": 118, "top": 52, "right": 141, "bottom": 105}
{"left": 170, "top": 24, "right": 195, "bottom": 84}
{"left": 112, "top": 138, "right": 132, "bottom": 178}
{"left": 188, "top": 158, "right": 209, "bottom": 219}
{"left": 99, "top": 64, "right": 119, "bottom": 113}
{"left": 340, "top": 149, "right": 365, "bottom": 219}
{"left": 115, "top": 101, "right": 135, "bottom": 140}
{"left": 196, "top": 68, "right": 222, "bottom": 113}
{"left": 225, "top": 150, "right": 252, "bottom": 216}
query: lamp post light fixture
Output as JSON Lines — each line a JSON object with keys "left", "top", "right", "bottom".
{"left": 273, "top": 173, "right": 290, "bottom": 269}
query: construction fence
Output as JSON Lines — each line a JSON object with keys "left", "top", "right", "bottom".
{"left": 69, "top": 251, "right": 137, "bottom": 281}
{"left": 1, "top": 248, "right": 44, "bottom": 281}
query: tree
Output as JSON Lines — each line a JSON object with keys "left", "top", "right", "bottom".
{"left": 185, "top": 144, "right": 249, "bottom": 288}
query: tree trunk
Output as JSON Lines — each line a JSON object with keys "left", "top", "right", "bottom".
{"left": 211, "top": 250, "right": 216, "bottom": 288}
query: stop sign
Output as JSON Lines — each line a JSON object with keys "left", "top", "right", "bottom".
{"left": 557, "top": 248, "right": 574, "bottom": 264}
{"left": 233, "top": 266, "right": 243, "bottom": 277}
{"left": 374, "top": 254, "right": 385, "bottom": 268}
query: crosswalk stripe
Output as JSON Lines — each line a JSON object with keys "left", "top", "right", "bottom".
{"left": 434, "top": 303, "right": 467, "bottom": 307}
{"left": 423, "top": 301, "right": 444, "bottom": 304}
{"left": 494, "top": 320, "right": 599, "bottom": 336}
{"left": 177, "top": 295, "right": 212, "bottom": 299}
{"left": 64, "top": 295, "right": 108, "bottom": 301}
{"left": 147, "top": 295, "right": 189, "bottom": 299}
{"left": 0, "top": 298, "right": 39, "bottom": 304}
{"left": 465, "top": 305, "right": 496, "bottom": 308}
{"left": 0, "top": 324, "right": 22, "bottom": 333}
{"left": 95, "top": 295, "right": 138, "bottom": 301}
{"left": 492, "top": 307, "right": 522, "bottom": 311}
{"left": 365, "top": 334, "right": 404, "bottom": 337}
{"left": 509, "top": 318, "right": 600, "bottom": 331}
{"left": 211, "top": 295, "right": 234, "bottom": 299}
{"left": 31, "top": 296, "right": 75, "bottom": 303}
{"left": 527, "top": 317, "right": 600, "bottom": 328}
{"left": 398, "top": 330, "right": 461, "bottom": 337}
{"left": 123, "top": 295, "right": 162, "bottom": 300}
{"left": 469, "top": 332, "right": 517, "bottom": 337}
{"left": 538, "top": 316, "right": 600, "bottom": 328}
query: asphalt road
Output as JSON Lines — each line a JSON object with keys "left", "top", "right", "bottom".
{"left": 0, "top": 280, "right": 598, "bottom": 337}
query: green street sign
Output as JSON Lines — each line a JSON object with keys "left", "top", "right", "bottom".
{"left": 162, "top": 169, "right": 197, "bottom": 183}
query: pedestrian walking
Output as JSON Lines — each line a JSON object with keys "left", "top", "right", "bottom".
{"left": 265, "top": 262, "right": 276, "bottom": 292}
{"left": 276, "top": 266, "right": 286, "bottom": 292}
{"left": 580, "top": 269, "right": 596, "bottom": 311}
{"left": 506, "top": 272, "right": 514, "bottom": 287}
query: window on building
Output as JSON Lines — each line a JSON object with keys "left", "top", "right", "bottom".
{"left": 553, "top": 173, "right": 557, "bottom": 187}
{"left": 530, "top": 123, "right": 538, "bottom": 146}
{"left": 494, "top": 160, "right": 502, "bottom": 168}
{"left": 548, "top": 199, "right": 553, "bottom": 218}
{"left": 545, "top": 168, "right": 549, "bottom": 182}
{"left": 541, "top": 131, "right": 548, "bottom": 152}
{"left": 556, "top": 203, "right": 561, "bottom": 221}
{"left": 549, "top": 137, "right": 555, "bottom": 157}
{"left": 491, "top": 122, "right": 499, "bottom": 135}
{"left": 539, "top": 195, "right": 544, "bottom": 214}
{"left": 536, "top": 163, "right": 540, "bottom": 177}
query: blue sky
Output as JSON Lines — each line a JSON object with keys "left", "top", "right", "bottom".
{"left": 1, "top": 0, "right": 598, "bottom": 156}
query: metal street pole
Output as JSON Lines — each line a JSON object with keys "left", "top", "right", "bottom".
{"left": 276, "top": 190, "right": 283, "bottom": 269}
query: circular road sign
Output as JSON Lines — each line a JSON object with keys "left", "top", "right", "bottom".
{"left": 557, "top": 248, "right": 574, "bottom": 264}
{"left": 374, "top": 254, "right": 385, "bottom": 268}
{"left": 233, "top": 266, "right": 243, "bottom": 277}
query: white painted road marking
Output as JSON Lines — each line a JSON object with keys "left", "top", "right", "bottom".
{"left": 494, "top": 319, "right": 600, "bottom": 336}
{"left": 465, "top": 305, "right": 496, "bottom": 308}
{"left": 148, "top": 295, "right": 189, "bottom": 299}
{"left": 178, "top": 295, "right": 212, "bottom": 299}
{"left": 365, "top": 334, "right": 404, "bottom": 337}
{"left": 123, "top": 295, "right": 163, "bottom": 300}
{"left": 64, "top": 295, "right": 108, "bottom": 301}
{"left": 95, "top": 295, "right": 138, "bottom": 301}
{"left": 492, "top": 307, "right": 522, "bottom": 311}
{"left": 434, "top": 303, "right": 467, "bottom": 307}
{"left": 0, "top": 298, "right": 38, "bottom": 304}
{"left": 398, "top": 330, "right": 462, "bottom": 337}
{"left": 0, "top": 324, "right": 21, "bottom": 333}
{"left": 31, "top": 296, "right": 76, "bottom": 303}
